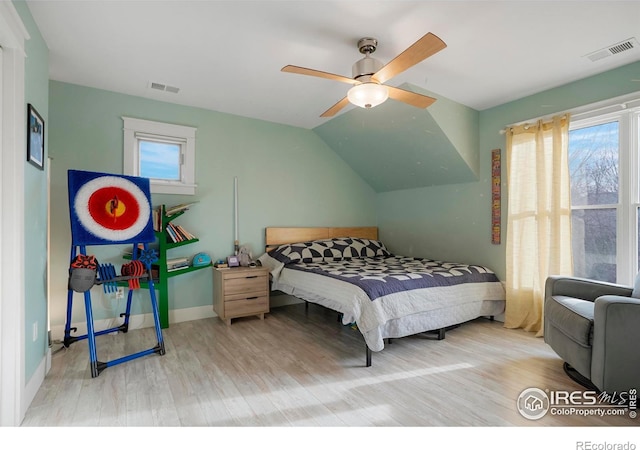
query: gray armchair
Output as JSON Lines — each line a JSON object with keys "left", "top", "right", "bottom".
{"left": 544, "top": 274, "right": 640, "bottom": 393}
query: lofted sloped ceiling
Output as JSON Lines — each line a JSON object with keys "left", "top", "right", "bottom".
{"left": 26, "top": 1, "right": 640, "bottom": 194}
{"left": 313, "top": 83, "right": 480, "bottom": 192}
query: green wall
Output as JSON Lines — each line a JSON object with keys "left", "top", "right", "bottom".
{"left": 48, "top": 81, "right": 377, "bottom": 333}
{"left": 14, "top": 0, "right": 50, "bottom": 385}
{"left": 377, "top": 61, "right": 640, "bottom": 282}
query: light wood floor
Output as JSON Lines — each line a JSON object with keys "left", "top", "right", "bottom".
{"left": 22, "top": 303, "right": 637, "bottom": 428}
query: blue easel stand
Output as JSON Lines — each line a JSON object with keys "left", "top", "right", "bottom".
{"left": 63, "top": 242, "right": 165, "bottom": 378}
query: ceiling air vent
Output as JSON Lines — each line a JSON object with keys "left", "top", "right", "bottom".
{"left": 585, "top": 37, "right": 639, "bottom": 62}
{"left": 149, "top": 81, "right": 180, "bottom": 94}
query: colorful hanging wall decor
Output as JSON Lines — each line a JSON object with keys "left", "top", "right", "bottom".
{"left": 491, "top": 149, "right": 501, "bottom": 245}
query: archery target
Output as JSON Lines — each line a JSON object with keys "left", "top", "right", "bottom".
{"left": 68, "top": 170, "right": 155, "bottom": 245}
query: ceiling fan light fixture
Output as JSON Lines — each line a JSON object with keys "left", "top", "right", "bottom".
{"left": 347, "top": 82, "right": 389, "bottom": 109}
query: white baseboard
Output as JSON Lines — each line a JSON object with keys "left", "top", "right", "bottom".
{"left": 23, "top": 350, "right": 48, "bottom": 423}
{"left": 49, "top": 304, "right": 217, "bottom": 341}
{"left": 48, "top": 297, "right": 303, "bottom": 341}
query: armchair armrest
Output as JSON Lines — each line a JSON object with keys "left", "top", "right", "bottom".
{"left": 545, "top": 276, "right": 633, "bottom": 303}
{"left": 591, "top": 296, "right": 640, "bottom": 392}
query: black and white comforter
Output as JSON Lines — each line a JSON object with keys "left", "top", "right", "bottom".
{"left": 286, "top": 256, "right": 500, "bottom": 301}
{"left": 259, "top": 238, "right": 506, "bottom": 351}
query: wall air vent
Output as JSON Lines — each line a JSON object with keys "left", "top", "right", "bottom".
{"left": 585, "top": 38, "right": 639, "bottom": 62}
{"left": 149, "top": 81, "right": 180, "bottom": 94}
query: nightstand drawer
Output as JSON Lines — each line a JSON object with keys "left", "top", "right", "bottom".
{"left": 224, "top": 274, "right": 267, "bottom": 295}
{"left": 224, "top": 295, "right": 268, "bottom": 317}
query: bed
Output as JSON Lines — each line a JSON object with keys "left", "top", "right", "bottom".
{"left": 258, "top": 227, "right": 506, "bottom": 366}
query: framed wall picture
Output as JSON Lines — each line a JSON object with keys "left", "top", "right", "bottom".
{"left": 27, "top": 104, "right": 45, "bottom": 170}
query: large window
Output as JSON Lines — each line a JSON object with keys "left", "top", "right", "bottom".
{"left": 123, "top": 117, "right": 197, "bottom": 195}
{"left": 568, "top": 99, "right": 640, "bottom": 284}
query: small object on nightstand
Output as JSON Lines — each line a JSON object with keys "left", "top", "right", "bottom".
{"left": 227, "top": 255, "right": 239, "bottom": 267}
{"left": 238, "top": 244, "right": 252, "bottom": 266}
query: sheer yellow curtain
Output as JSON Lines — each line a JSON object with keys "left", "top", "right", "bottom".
{"left": 505, "top": 114, "right": 573, "bottom": 336}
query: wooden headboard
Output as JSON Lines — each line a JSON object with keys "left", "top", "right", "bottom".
{"left": 265, "top": 227, "right": 378, "bottom": 252}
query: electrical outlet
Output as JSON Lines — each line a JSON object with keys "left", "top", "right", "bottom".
{"left": 116, "top": 287, "right": 125, "bottom": 299}
{"left": 32, "top": 321, "right": 38, "bottom": 342}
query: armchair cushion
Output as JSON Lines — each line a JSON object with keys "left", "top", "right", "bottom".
{"left": 545, "top": 295, "right": 594, "bottom": 347}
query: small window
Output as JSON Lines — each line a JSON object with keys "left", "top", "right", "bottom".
{"left": 138, "top": 137, "right": 181, "bottom": 181}
{"left": 123, "top": 117, "right": 197, "bottom": 195}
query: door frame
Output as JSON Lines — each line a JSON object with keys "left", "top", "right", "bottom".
{"left": 0, "top": 1, "right": 29, "bottom": 426}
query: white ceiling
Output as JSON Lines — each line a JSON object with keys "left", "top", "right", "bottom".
{"left": 26, "top": 0, "right": 640, "bottom": 129}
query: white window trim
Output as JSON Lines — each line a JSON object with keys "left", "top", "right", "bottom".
{"left": 569, "top": 100, "right": 640, "bottom": 285}
{"left": 122, "top": 117, "right": 197, "bottom": 195}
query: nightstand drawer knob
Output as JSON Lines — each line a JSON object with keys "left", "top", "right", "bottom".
{"left": 246, "top": 296, "right": 259, "bottom": 300}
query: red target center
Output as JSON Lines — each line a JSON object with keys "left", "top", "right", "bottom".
{"left": 88, "top": 187, "right": 140, "bottom": 231}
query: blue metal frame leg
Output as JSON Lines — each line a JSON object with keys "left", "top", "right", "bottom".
{"left": 64, "top": 243, "right": 165, "bottom": 377}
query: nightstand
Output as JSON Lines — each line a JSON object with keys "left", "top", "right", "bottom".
{"left": 213, "top": 266, "right": 269, "bottom": 325}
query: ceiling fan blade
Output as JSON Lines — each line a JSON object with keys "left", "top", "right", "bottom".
{"left": 320, "top": 97, "right": 351, "bottom": 117}
{"left": 386, "top": 86, "right": 437, "bottom": 109}
{"left": 282, "top": 65, "right": 357, "bottom": 85}
{"left": 372, "top": 32, "right": 446, "bottom": 84}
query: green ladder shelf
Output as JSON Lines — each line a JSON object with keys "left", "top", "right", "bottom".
{"left": 122, "top": 204, "right": 212, "bottom": 328}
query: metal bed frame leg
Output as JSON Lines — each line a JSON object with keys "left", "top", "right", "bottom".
{"left": 366, "top": 345, "right": 372, "bottom": 367}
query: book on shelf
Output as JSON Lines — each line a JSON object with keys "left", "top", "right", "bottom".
{"left": 167, "top": 257, "right": 189, "bottom": 269}
{"left": 165, "top": 222, "right": 197, "bottom": 243}
{"left": 165, "top": 223, "right": 180, "bottom": 243}
{"left": 152, "top": 204, "right": 199, "bottom": 241}
{"left": 167, "top": 257, "right": 189, "bottom": 265}
{"left": 165, "top": 202, "right": 198, "bottom": 216}
{"left": 152, "top": 207, "right": 162, "bottom": 232}
{"left": 170, "top": 223, "right": 189, "bottom": 241}
{"left": 154, "top": 257, "right": 190, "bottom": 271}
{"left": 175, "top": 225, "right": 196, "bottom": 240}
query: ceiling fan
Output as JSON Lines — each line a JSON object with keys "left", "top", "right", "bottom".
{"left": 282, "top": 32, "right": 446, "bottom": 117}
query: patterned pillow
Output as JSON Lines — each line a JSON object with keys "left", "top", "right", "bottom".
{"left": 268, "top": 238, "right": 391, "bottom": 265}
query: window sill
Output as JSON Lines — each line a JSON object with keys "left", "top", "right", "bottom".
{"left": 150, "top": 181, "right": 197, "bottom": 196}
